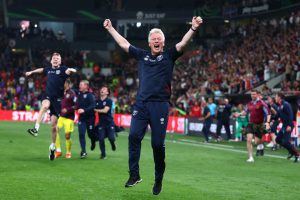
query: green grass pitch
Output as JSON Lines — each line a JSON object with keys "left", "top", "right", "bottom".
{"left": 0, "top": 121, "right": 299, "bottom": 200}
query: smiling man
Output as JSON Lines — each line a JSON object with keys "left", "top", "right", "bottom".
{"left": 25, "top": 52, "right": 77, "bottom": 160}
{"left": 103, "top": 16, "right": 203, "bottom": 195}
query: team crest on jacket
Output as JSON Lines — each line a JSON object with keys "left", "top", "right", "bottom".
{"left": 132, "top": 110, "right": 138, "bottom": 116}
{"left": 66, "top": 94, "right": 70, "bottom": 98}
{"left": 103, "top": 102, "right": 106, "bottom": 106}
{"left": 56, "top": 70, "right": 60, "bottom": 75}
{"left": 83, "top": 94, "right": 87, "bottom": 98}
{"left": 157, "top": 55, "right": 163, "bottom": 61}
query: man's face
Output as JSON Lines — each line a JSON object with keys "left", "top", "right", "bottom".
{"left": 148, "top": 32, "right": 164, "bottom": 55}
{"left": 267, "top": 97, "right": 273, "bottom": 105}
{"left": 51, "top": 55, "right": 61, "bottom": 67}
{"left": 79, "top": 82, "right": 87, "bottom": 92}
{"left": 251, "top": 92, "right": 257, "bottom": 101}
{"left": 100, "top": 87, "right": 109, "bottom": 96}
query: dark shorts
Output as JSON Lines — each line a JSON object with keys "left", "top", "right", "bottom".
{"left": 42, "top": 95, "right": 61, "bottom": 117}
{"left": 246, "top": 123, "right": 265, "bottom": 138}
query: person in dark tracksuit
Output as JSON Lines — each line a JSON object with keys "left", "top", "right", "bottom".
{"left": 25, "top": 52, "right": 77, "bottom": 161}
{"left": 200, "top": 100, "right": 212, "bottom": 143}
{"left": 275, "top": 92, "right": 299, "bottom": 163}
{"left": 216, "top": 98, "right": 232, "bottom": 140}
{"left": 77, "top": 80, "right": 96, "bottom": 159}
{"left": 103, "top": 16, "right": 203, "bottom": 195}
{"left": 94, "top": 86, "right": 116, "bottom": 160}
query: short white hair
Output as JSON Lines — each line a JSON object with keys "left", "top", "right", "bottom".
{"left": 148, "top": 28, "right": 165, "bottom": 42}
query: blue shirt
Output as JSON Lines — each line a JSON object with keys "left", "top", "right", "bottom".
{"left": 129, "top": 45, "right": 182, "bottom": 101}
{"left": 208, "top": 103, "right": 217, "bottom": 116}
{"left": 277, "top": 100, "right": 294, "bottom": 127}
{"left": 43, "top": 65, "right": 69, "bottom": 98}
{"left": 95, "top": 97, "right": 114, "bottom": 126}
{"left": 77, "top": 91, "right": 96, "bottom": 120}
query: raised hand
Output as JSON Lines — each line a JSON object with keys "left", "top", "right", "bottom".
{"left": 103, "top": 19, "right": 112, "bottom": 30}
{"left": 191, "top": 16, "right": 203, "bottom": 30}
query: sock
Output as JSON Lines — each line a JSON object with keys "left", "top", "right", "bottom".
{"left": 66, "top": 139, "right": 72, "bottom": 154}
{"left": 257, "top": 144, "right": 264, "bottom": 150}
{"left": 55, "top": 133, "right": 61, "bottom": 151}
{"left": 34, "top": 123, "right": 40, "bottom": 131}
{"left": 50, "top": 143, "right": 55, "bottom": 150}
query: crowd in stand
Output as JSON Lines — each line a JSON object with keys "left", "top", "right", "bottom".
{"left": 0, "top": 11, "right": 300, "bottom": 116}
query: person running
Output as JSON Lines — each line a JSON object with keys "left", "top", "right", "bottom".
{"left": 94, "top": 86, "right": 117, "bottom": 159}
{"left": 55, "top": 79, "right": 77, "bottom": 159}
{"left": 239, "top": 90, "right": 270, "bottom": 162}
{"left": 275, "top": 92, "right": 299, "bottom": 162}
{"left": 77, "top": 80, "right": 96, "bottom": 159}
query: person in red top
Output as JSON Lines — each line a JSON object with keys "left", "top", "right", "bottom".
{"left": 189, "top": 100, "right": 201, "bottom": 118}
{"left": 239, "top": 90, "right": 270, "bottom": 162}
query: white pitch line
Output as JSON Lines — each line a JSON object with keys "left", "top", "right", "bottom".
{"left": 177, "top": 139, "right": 234, "bottom": 148}
{"left": 119, "top": 133, "right": 288, "bottom": 160}
{"left": 169, "top": 139, "right": 287, "bottom": 160}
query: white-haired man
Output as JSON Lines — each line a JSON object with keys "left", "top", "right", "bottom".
{"left": 103, "top": 16, "right": 203, "bottom": 195}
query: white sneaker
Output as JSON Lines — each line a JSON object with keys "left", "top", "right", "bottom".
{"left": 266, "top": 142, "right": 274, "bottom": 148}
{"left": 246, "top": 157, "right": 254, "bottom": 162}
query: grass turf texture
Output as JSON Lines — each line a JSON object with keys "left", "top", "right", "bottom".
{"left": 0, "top": 121, "right": 299, "bottom": 200}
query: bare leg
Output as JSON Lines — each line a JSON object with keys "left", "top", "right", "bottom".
{"left": 51, "top": 115, "right": 58, "bottom": 144}
{"left": 246, "top": 133, "right": 254, "bottom": 161}
{"left": 35, "top": 99, "right": 50, "bottom": 130}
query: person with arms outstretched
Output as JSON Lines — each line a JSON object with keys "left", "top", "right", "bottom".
{"left": 25, "top": 52, "right": 77, "bottom": 160}
{"left": 103, "top": 16, "right": 203, "bottom": 195}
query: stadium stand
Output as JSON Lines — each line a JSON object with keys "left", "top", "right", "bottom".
{"left": 0, "top": 0, "right": 299, "bottom": 114}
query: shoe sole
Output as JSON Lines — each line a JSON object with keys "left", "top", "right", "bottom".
{"left": 125, "top": 179, "right": 143, "bottom": 187}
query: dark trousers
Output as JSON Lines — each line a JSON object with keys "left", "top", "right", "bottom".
{"left": 97, "top": 125, "right": 115, "bottom": 157}
{"left": 216, "top": 119, "right": 231, "bottom": 139}
{"left": 129, "top": 101, "right": 169, "bottom": 183}
{"left": 276, "top": 126, "right": 299, "bottom": 156}
{"left": 202, "top": 120, "right": 212, "bottom": 142}
{"left": 78, "top": 117, "right": 96, "bottom": 153}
